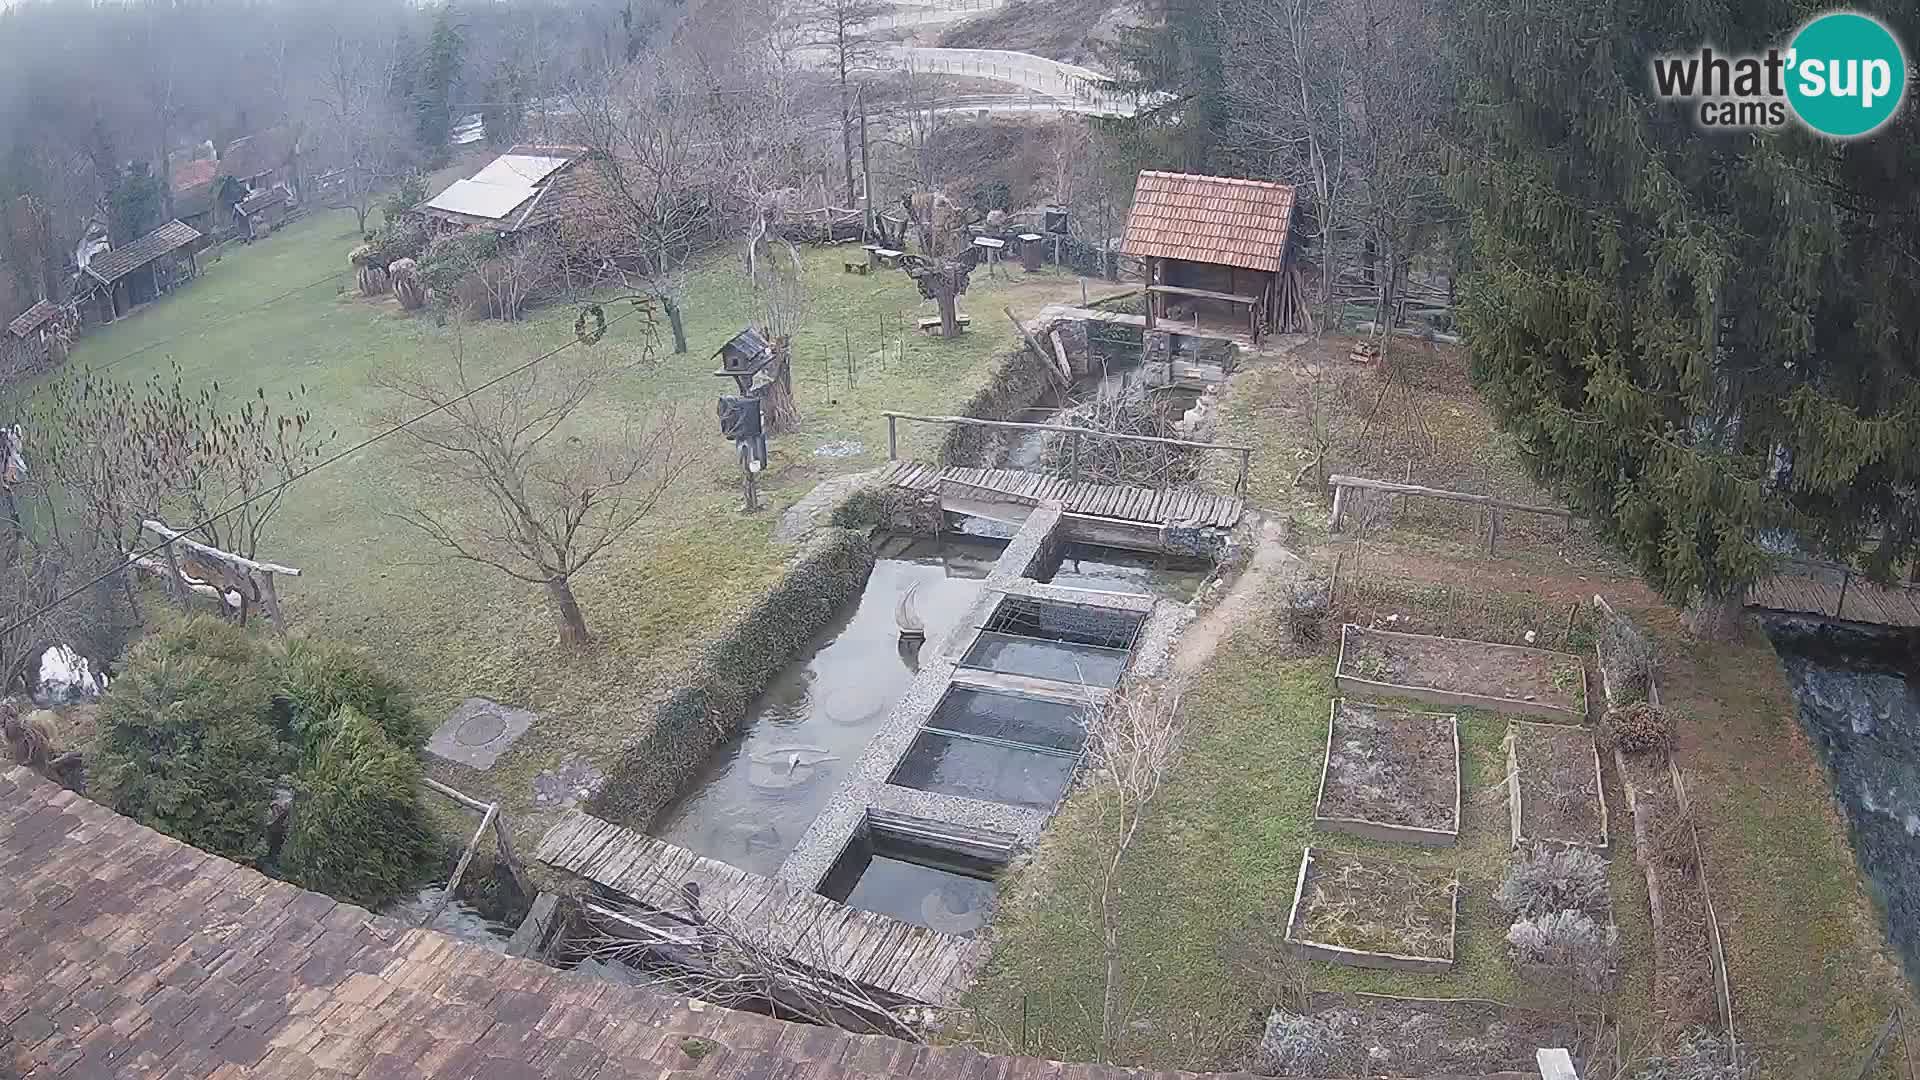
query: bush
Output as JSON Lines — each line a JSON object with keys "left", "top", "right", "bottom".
{"left": 279, "top": 706, "right": 433, "bottom": 908}
{"left": 273, "top": 638, "right": 429, "bottom": 754}
{"left": 361, "top": 217, "right": 430, "bottom": 270}
{"left": 1602, "top": 701, "right": 1676, "bottom": 754}
{"left": 1250, "top": 1008, "right": 1360, "bottom": 1077}
{"left": 92, "top": 618, "right": 284, "bottom": 864}
{"left": 419, "top": 230, "right": 501, "bottom": 299}
{"left": 1633, "top": 1029, "right": 1750, "bottom": 1080}
{"left": 1598, "top": 609, "right": 1656, "bottom": 703}
{"left": 1506, "top": 910, "right": 1621, "bottom": 995}
{"left": 1494, "top": 845, "right": 1611, "bottom": 919}
{"left": 381, "top": 173, "right": 428, "bottom": 226}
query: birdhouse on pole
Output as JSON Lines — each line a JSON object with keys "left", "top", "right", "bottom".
{"left": 712, "top": 327, "right": 774, "bottom": 393}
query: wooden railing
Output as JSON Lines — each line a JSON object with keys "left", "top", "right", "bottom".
{"left": 1327, "top": 474, "right": 1572, "bottom": 554}
{"left": 882, "top": 410, "right": 1254, "bottom": 494}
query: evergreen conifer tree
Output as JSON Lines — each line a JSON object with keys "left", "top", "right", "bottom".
{"left": 1452, "top": 2, "right": 1920, "bottom": 630}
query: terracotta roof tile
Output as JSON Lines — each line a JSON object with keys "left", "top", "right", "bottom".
{"left": 1119, "top": 171, "right": 1295, "bottom": 272}
{"left": 2, "top": 767, "right": 1285, "bottom": 1080}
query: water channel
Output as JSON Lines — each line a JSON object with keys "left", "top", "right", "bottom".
{"left": 1764, "top": 616, "right": 1920, "bottom": 976}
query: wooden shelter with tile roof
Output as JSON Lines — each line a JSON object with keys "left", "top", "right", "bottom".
{"left": 79, "top": 219, "right": 202, "bottom": 322}
{"left": 1120, "top": 170, "right": 1302, "bottom": 342}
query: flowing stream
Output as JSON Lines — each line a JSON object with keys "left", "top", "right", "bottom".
{"left": 1764, "top": 616, "right": 1920, "bottom": 975}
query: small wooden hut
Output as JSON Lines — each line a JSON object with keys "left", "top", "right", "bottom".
{"left": 1120, "top": 170, "right": 1304, "bottom": 342}
{"left": 78, "top": 220, "right": 203, "bottom": 323}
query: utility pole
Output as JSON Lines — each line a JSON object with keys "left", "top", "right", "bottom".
{"left": 857, "top": 85, "right": 874, "bottom": 239}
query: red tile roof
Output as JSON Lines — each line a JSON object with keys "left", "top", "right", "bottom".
{"left": 1120, "top": 171, "right": 1296, "bottom": 273}
{"left": 171, "top": 158, "right": 219, "bottom": 193}
{"left": 0, "top": 767, "right": 1226, "bottom": 1080}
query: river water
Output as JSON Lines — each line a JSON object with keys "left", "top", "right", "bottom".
{"left": 1764, "top": 616, "right": 1920, "bottom": 976}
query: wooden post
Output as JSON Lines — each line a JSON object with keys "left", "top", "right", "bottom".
{"left": 423, "top": 803, "right": 498, "bottom": 929}
{"left": 1488, "top": 508, "right": 1501, "bottom": 555}
{"left": 1144, "top": 257, "right": 1157, "bottom": 330}
{"left": 1837, "top": 570, "right": 1851, "bottom": 620}
{"left": 257, "top": 572, "right": 287, "bottom": 636}
{"left": 490, "top": 812, "right": 532, "bottom": 900}
{"left": 1236, "top": 448, "right": 1251, "bottom": 496}
{"left": 1330, "top": 483, "right": 1346, "bottom": 533}
{"left": 1068, "top": 430, "right": 1082, "bottom": 480}
{"left": 887, "top": 415, "right": 898, "bottom": 460}
{"left": 159, "top": 540, "right": 190, "bottom": 608}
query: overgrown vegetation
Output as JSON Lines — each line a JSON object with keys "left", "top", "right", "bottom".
{"left": 91, "top": 616, "right": 435, "bottom": 908}
{"left": 1506, "top": 910, "right": 1621, "bottom": 997}
{"left": 1603, "top": 702, "right": 1677, "bottom": 755}
{"left": 1494, "top": 846, "right": 1610, "bottom": 920}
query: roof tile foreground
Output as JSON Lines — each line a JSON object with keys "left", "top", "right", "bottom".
{"left": 1120, "top": 171, "right": 1295, "bottom": 274}
{"left": 0, "top": 767, "right": 1237, "bottom": 1080}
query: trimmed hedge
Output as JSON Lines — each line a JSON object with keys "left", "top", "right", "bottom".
{"left": 279, "top": 706, "right": 434, "bottom": 909}
{"left": 589, "top": 527, "right": 877, "bottom": 825}
{"left": 940, "top": 349, "right": 1057, "bottom": 467}
{"left": 274, "top": 637, "right": 429, "bottom": 754}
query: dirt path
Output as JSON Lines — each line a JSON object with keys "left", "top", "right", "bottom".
{"left": 1173, "top": 514, "right": 1300, "bottom": 676}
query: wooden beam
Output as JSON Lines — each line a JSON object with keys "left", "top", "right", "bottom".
{"left": 1325, "top": 475, "right": 1569, "bottom": 519}
{"left": 883, "top": 411, "right": 1251, "bottom": 454}
{"left": 141, "top": 520, "right": 303, "bottom": 576}
{"left": 423, "top": 803, "right": 498, "bottom": 930}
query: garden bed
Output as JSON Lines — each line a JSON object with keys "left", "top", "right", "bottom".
{"left": 1505, "top": 721, "right": 1608, "bottom": 849}
{"left": 1313, "top": 699, "right": 1460, "bottom": 846}
{"left": 1336, "top": 624, "right": 1588, "bottom": 721}
{"left": 1283, "top": 847, "right": 1460, "bottom": 973}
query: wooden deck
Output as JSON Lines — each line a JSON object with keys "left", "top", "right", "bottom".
{"left": 1747, "top": 569, "right": 1920, "bottom": 628}
{"left": 881, "top": 460, "right": 1243, "bottom": 529}
{"left": 534, "top": 811, "right": 986, "bottom": 1007}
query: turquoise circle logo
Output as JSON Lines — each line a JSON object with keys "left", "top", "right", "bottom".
{"left": 1787, "top": 12, "right": 1907, "bottom": 137}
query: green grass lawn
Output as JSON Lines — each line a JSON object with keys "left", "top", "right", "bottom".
{"left": 964, "top": 604, "right": 1652, "bottom": 1069}
{"left": 25, "top": 210, "right": 1091, "bottom": 848}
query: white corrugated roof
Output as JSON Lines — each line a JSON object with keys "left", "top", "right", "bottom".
{"left": 469, "top": 155, "right": 570, "bottom": 188}
{"left": 424, "top": 177, "right": 535, "bottom": 221}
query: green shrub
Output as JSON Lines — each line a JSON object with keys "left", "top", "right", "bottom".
{"left": 419, "top": 230, "right": 501, "bottom": 300}
{"left": 273, "top": 638, "right": 428, "bottom": 754}
{"left": 381, "top": 174, "right": 428, "bottom": 226}
{"left": 279, "top": 706, "right": 433, "bottom": 908}
{"left": 362, "top": 217, "right": 430, "bottom": 269}
{"left": 92, "top": 618, "right": 284, "bottom": 864}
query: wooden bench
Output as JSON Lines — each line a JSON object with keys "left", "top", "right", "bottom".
{"left": 842, "top": 260, "right": 870, "bottom": 275}
{"left": 868, "top": 246, "right": 906, "bottom": 268}
{"left": 1327, "top": 474, "right": 1571, "bottom": 554}
{"left": 1146, "top": 283, "right": 1261, "bottom": 306}
{"left": 918, "top": 315, "right": 971, "bottom": 335}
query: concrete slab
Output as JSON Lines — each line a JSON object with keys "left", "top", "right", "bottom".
{"left": 427, "top": 697, "right": 537, "bottom": 771}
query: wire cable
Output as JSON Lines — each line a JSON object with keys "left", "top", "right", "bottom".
{"left": 0, "top": 303, "right": 646, "bottom": 639}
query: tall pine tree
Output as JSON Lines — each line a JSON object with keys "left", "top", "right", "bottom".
{"left": 1452, "top": 0, "right": 1920, "bottom": 632}
{"left": 415, "top": 5, "right": 464, "bottom": 165}
{"left": 1101, "top": 0, "right": 1226, "bottom": 171}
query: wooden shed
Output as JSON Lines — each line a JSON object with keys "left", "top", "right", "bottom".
{"left": 79, "top": 219, "right": 202, "bottom": 323}
{"left": 1120, "top": 170, "right": 1302, "bottom": 342}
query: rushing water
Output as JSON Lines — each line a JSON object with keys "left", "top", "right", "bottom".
{"left": 648, "top": 535, "right": 1005, "bottom": 875}
{"left": 381, "top": 885, "right": 517, "bottom": 951}
{"left": 1764, "top": 617, "right": 1920, "bottom": 975}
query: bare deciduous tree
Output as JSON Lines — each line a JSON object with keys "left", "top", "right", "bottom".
{"left": 311, "top": 23, "right": 412, "bottom": 234}
{"left": 786, "top": 0, "right": 895, "bottom": 208}
{"left": 376, "top": 325, "right": 694, "bottom": 647}
{"left": 1078, "top": 677, "right": 1186, "bottom": 1061}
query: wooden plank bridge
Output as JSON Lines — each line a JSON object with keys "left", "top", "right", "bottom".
{"left": 881, "top": 460, "right": 1244, "bottom": 529}
{"left": 1747, "top": 564, "right": 1920, "bottom": 629}
{"left": 535, "top": 811, "right": 986, "bottom": 1007}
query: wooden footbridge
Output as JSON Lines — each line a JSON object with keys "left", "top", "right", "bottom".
{"left": 881, "top": 411, "right": 1248, "bottom": 534}
{"left": 1746, "top": 561, "right": 1920, "bottom": 629}
{"left": 535, "top": 811, "right": 986, "bottom": 1007}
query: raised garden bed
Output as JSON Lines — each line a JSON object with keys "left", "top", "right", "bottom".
{"left": 1283, "top": 847, "right": 1460, "bottom": 973}
{"left": 1313, "top": 699, "right": 1461, "bottom": 846}
{"left": 1336, "top": 624, "right": 1588, "bottom": 721}
{"left": 1505, "top": 721, "right": 1609, "bottom": 849}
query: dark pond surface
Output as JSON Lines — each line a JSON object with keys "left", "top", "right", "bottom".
{"left": 1043, "top": 543, "right": 1212, "bottom": 600}
{"left": 648, "top": 535, "right": 1003, "bottom": 875}
{"left": 1764, "top": 616, "right": 1920, "bottom": 976}
{"left": 820, "top": 833, "right": 998, "bottom": 934}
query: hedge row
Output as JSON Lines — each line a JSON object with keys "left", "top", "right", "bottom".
{"left": 939, "top": 348, "right": 1058, "bottom": 467}
{"left": 588, "top": 527, "right": 878, "bottom": 826}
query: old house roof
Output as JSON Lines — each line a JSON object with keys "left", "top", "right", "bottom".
{"left": 8, "top": 298, "right": 58, "bottom": 338}
{"left": 171, "top": 158, "right": 219, "bottom": 193}
{"left": 84, "top": 220, "right": 203, "bottom": 286}
{"left": 418, "top": 145, "right": 588, "bottom": 231}
{"left": 1120, "top": 171, "right": 1296, "bottom": 273}
{"left": 0, "top": 765, "right": 1210, "bottom": 1080}
{"left": 219, "top": 127, "right": 300, "bottom": 183}
{"left": 235, "top": 186, "right": 288, "bottom": 217}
